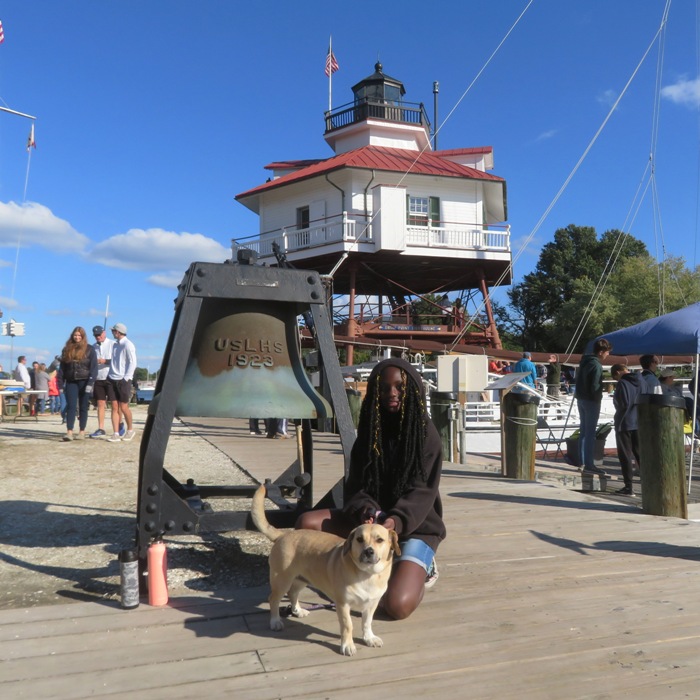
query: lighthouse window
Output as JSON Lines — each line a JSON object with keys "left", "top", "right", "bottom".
{"left": 408, "top": 196, "right": 429, "bottom": 225}
{"left": 407, "top": 196, "right": 440, "bottom": 226}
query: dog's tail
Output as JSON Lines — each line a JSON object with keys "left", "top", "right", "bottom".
{"left": 251, "top": 484, "right": 284, "bottom": 542}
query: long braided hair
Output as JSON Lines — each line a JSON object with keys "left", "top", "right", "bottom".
{"left": 356, "top": 359, "right": 428, "bottom": 504}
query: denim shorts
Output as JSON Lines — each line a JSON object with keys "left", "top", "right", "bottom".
{"left": 395, "top": 538, "right": 435, "bottom": 573}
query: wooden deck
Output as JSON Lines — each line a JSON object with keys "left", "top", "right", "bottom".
{"left": 3, "top": 420, "right": 700, "bottom": 697}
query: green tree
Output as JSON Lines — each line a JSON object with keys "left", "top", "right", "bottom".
{"left": 134, "top": 367, "right": 148, "bottom": 382}
{"left": 505, "top": 225, "right": 649, "bottom": 351}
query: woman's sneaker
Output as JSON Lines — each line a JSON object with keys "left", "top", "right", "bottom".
{"left": 425, "top": 559, "right": 439, "bottom": 588}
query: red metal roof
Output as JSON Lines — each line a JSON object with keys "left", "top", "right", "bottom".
{"left": 236, "top": 145, "right": 504, "bottom": 201}
{"left": 432, "top": 147, "right": 493, "bottom": 157}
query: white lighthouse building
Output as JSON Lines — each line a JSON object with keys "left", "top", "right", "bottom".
{"left": 233, "top": 62, "right": 511, "bottom": 362}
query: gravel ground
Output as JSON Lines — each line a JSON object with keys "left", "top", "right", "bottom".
{"left": 0, "top": 405, "right": 272, "bottom": 610}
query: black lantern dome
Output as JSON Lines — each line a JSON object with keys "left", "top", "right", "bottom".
{"left": 351, "top": 62, "right": 406, "bottom": 105}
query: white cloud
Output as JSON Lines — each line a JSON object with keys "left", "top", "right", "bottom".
{"left": 661, "top": 76, "right": 700, "bottom": 109}
{"left": 0, "top": 295, "right": 19, "bottom": 309}
{"left": 597, "top": 89, "right": 618, "bottom": 108}
{"left": 89, "top": 228, "right": 231, "bottom": 284}
{"left": 535, "top": 130, "right": 557, "bottom": 142}
{"left": 147, "top": 272, "right": 187, "bottom": 289}
{"left": 0, "top": 201, "right": 233, "bottom": 288}
{"left": 0, "top": 201, "right": 89, "bottom": 253}
{"left": 45, "top": 308, "right": 79, "bottom": 317}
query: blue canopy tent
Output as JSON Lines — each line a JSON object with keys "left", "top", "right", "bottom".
{"left": 591, "top": 301, "right": 700, "bottom": 493}
{"left": 589, "top": 302, "right": 700, "bottom": 356}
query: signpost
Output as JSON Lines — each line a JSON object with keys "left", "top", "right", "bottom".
{"left": 1, "top": 319, "right": 26, "bottom": 370}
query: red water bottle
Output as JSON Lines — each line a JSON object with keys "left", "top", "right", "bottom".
{"left": 147, "top": 536, "right": 168, "bottom": 606}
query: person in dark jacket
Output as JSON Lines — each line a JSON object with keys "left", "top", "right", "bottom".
{"left": 610, "top": 364, "right": 646, "bottom": 495}
{"left": 575, "top": 338, "right": 612, "bottom": 475}
{"left": 59, "top": 326, "right": 97, "bottom": 441}
{"left": 639, "top": 354, "right": 661, "bottom": 393}
{"left": 296, "top": 358, "right": 446, "bottom": 619}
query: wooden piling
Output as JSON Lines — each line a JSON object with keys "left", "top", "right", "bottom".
{"left": 637, "top": 393, "right": 687, "bottom": 519}
{"left": 502, "top": 392, "right": 539, "bottom": 480}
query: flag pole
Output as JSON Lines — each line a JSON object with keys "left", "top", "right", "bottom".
{"left": 328, "top": 35, "right": 333, "bottom": 112}
{"left": 104, "top": 295, "right": 110, "bottom": 330}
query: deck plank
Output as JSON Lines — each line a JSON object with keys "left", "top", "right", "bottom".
{"left": 3, "top": 420, "right": 700, "bottom": 697}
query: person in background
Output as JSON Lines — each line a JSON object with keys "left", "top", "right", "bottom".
{"left": 28, "top": 360, "right": 40, "bottom": 415}
{"left": 546, "top": 354, "right": 562, "bottom": 399}
{"left": 575, "top": 338, "right": 613, "bottom": 476}
{"left": 639, "top": 354, "right": 661, "bottom": 393}
{"left": 610, "top": 364, "right": 644, "bottom": 496}
{"left": 47, "top": 369, "right": 61, "bottom": 415}
{"left": 33, "top": 363, "right": 50, "bottom": 415}
{"left": 90, "top": 325, "right": 116, "bottom": 438}
{"left": 439, "top": 294, "right": 452, "bottom": 326}
{"left": 49, "top": 356, "right": 68, "bottom": 423}
{"left": 59, "top": 326, "right": 97, "bottom": 441}
{"left": 13, "top": 355, "right": 31, "bottom": 389}
{"left": 296, "top": 358, "right": 445, "bottom": 619}
{"left": 513, "top": 352, "right": 538, "bottom": 389}
{"left": 452, "top": 298, "right": 465, "bottom": 328}
{"left": 659, "top": 368, "right": 683, "bottom": 398}
{"left": 107, "top": 322, "right": 137, "bottom": 442}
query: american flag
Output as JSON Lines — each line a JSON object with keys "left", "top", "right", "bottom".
{"left": 27, "top": 124, "right": 36, "bottom": 151}
{"left": 0, "top": 20, "right": 5, "bottom": 44}
{"left": 325, "top": 46, "right": 339, "bottom": 77}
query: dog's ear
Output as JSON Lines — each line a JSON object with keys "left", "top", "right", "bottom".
{"left": 343, "top": 528, "right": 357, "bottom": 557}
{"left": 389, "top": 530, "right": 401, "bottom": 558}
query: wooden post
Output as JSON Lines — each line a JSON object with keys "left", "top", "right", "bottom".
{"left": 430, "top": 390, "right": 455, "bottom": 461}
{"left": 638, "top": 394, "right": 687, "bottom": 519}
{"left": 346, "top": 264, "right": 357, "bottom": 366}
{"left": 502, "top": 392, "right": 538, "bottom": 480}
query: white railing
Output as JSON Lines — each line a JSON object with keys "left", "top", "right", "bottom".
{"left": 405, "top": 225, "right": 510, "bottom": 251}
{"left": 232, "top": 215, "right": 510, "bottom": 258}
{"left": 233, "top": 213, "right": 372, "bottom": 258}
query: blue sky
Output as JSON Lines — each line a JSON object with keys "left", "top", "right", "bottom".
{"left": 0, "top": 0, "right": 697, "bottom": 371}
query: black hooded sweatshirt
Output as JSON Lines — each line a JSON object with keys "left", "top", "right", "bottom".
{"left": 342, "top": 358, "right": 446, "bottom": 553}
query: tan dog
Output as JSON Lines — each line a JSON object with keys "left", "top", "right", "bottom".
{"left": 251, "top": 484, "right": 400, "bottom": 656}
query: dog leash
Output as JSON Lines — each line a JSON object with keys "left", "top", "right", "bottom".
{"left": 280, "top": 602, "right": 336, "bottom": 618}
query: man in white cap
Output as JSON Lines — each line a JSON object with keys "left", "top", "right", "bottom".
{"left": 90, "top": 325, "right": 115, "bottom": 438}
{"left": 107, "top": 322, "right": 137, "bottom": 442}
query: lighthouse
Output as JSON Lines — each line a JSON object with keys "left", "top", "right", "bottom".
{"left": 234, "top": 62, "right": 511, "bottom": 363}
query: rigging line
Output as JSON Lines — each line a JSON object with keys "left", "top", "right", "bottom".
{"left": 327, "top": 0, "right": 535, "bottom": 280}
{"left": 651, "top": 176, "right": 666, "bottom": 315}
{"left": 563, "top": 168, "right": 654, "bottom": 356}
{"left": 564, "top": 176, "right": 654, "bottom": 356}
{"left": 9, "top": 143, "right": 34, "bottom": 301}
{"left": 558, "top": 17, "right": 669, "bottom": 353}
{"left": 453, "top": 10, "right": 664, "bottom": 353}
{"left": 510, "top": 22, "right": 665, "bottom": 282}
{"left": 649, "top": 1, "right": 671, "bottom": 315}
{"left": 394, "top": 0, "right": 535, "bottom": 188}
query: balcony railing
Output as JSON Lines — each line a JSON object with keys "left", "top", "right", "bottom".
{"left": 406, "top": 223, "right": 510, "bottom": 250}
{"left": 233, "top": 213, "right": 372, "bottom": 259}
{"left": 232, "top": 214, "right": 510, "bottom": 259}
{"left": 325, "top": 98, "right": 430, "bottom": 133}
